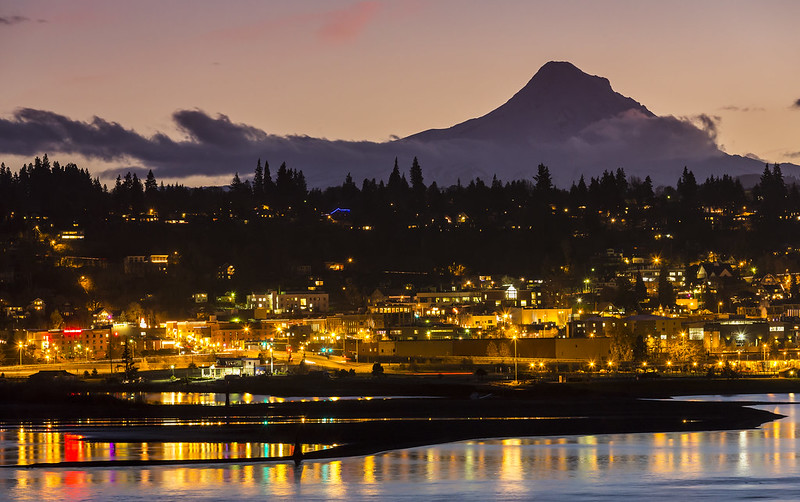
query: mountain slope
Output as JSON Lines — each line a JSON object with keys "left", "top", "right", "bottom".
{"left": 407, "top": 61, "right": 654, "bottom": 143}
{"left": 391, "top": 61, "right": 794, "bottom": 187}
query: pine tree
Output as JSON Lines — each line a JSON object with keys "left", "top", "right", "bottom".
{"left": 410, "top": 156, "right": 424, "bottom": 192}
{"left": 388, "top": 158, "right": 403, "bottom": 189}
{"left": 634, "top": 272, "right": 648, "bottom": 305}
{"left": 144, "top": 170, "right": 158, "bottom": 209}
{"left": 677, "top": 167, "right": 698, "bottom": 202}
{"left": 253, "top": 159, "right": 265, "bottom": 202}
{"left": 264, "top": 160, "right": 274, "bottom": 195}
{"left": 534, "top": 164, "right": 553, "bottom": 193}
{"left": 230, "top": 172, "right": 242, "bottom": 190}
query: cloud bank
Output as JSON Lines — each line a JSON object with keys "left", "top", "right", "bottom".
{"left": 0, "top": 107, "right": 788, "bottom": 188}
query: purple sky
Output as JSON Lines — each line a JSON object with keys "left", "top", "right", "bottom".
{"left": 1, "top": 0, "right": 799, "bottom": 186}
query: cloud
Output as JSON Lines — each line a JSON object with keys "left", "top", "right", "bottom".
{"left": 690, "top": 114, "right": 721, "bottom": 143}
{"left": 318, "top": 1, "right": 380, "bottom": 43}
{"left": 720, "top": 105, "right": 765, "bottom": 112}
{"left": 786, "top": 151, "right": 800, "bottom": 159}
{"left": 0, "top": 107, "right": 791, "bottom": 188}
{"left": 173, "top": 110, "right": 268, "bottom": 146}
{"left": 0, "top": 15, "right": 29, "bottom": 26}
{"left": 0, "top": 108, "right": 391, "bottom": 184}
{"left": 793, "top": 98, "right": 800, "bottom": 109}
{"left": 209, "top": 2, "right": 381, "bottom": 46}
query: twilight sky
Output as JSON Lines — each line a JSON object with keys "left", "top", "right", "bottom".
{"left": 1, "top": 0, "right": 799, "bottom": 186}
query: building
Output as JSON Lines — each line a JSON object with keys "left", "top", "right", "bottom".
{"left": 625, "top": 314, "right": 686, "bottom": 342}
{"left": 200, "top": 357, "right": 262, "bottom": 379}
{"left": 482, "top": 286, "right": 540, "bottom": 308}
{"left": 382, "top": 324, "right": 467, "bottom": 340}
{"left": 27, "top": 328, "right": 113, "bottom": 360}
{"left": 246, "top": 291, "right": 329, "bottom": 314}
{"left": 509, "top": 308, "right": 570, "bottom": 327}
{"left": 326, "top": 313, "right": 383, "bottom": 337}
{"left": 275, "top": 292, "right": 328, "bottom": 314}
{"left": 246, "top": 292, "right": 276, "bottom": 310}
{"left": 416, "top": 290, "right": 483, "bottom": 309}
{"left": 124, "top": 255, "right": 171, "bottom": 275}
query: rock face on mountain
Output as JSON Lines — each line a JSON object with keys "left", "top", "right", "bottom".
{"left": 408, "top": 61, "right": 654, "bottom": 144}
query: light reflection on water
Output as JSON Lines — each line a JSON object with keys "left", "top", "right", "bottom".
{"left": 110, "top": 392, "right": 437, "bottom": 405}
{"left": 2, "top": 393, "right": 800, "bottom": 500}
{"left": 0, "top": 428, "right": 331, "bottom": 466}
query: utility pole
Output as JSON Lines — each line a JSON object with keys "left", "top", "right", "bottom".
{"left": 513, "top": 336, "right": 518, "bottom": 382}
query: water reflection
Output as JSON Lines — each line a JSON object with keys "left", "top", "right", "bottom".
{"left": 110, "top": 392, "right": 436, "bottom": 405}
{"left": 0, "top": 427, "right": 330, "bottom": 466}
{"left": 2, "top": 394, "right": 800, "bottom": 500}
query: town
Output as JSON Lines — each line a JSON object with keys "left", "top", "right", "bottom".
{"left": 2, "top": 157, "right": 800, "bottom": 380}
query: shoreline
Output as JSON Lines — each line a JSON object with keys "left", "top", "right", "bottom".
{"left": 1, "top": 376, "right": 794, "bottom": 469}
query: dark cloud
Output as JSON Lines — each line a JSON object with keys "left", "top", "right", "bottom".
{"left": 0, "top": 15, "right": 29, "bottom": 26}
{"left": 721, "top": 105, "right": 765, "bottom": 112}
{"left": 0, "top": 108, "right": 392, "bottom": 185}
{"left": 0, "top": 107, "right": 794, "bottom": 188}
{"left": 173, "top": 110, "right": 268, "bottom": 147}
{"left": 793, "top": 99, "right": 800, "bottom": 109}
{"left": 786, "top": 151, "right": 800, "bottom": 159}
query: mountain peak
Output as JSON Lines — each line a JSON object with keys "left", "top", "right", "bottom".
{"left": 534, "top": 60, "right": 586, "bottom": 76}
{"left": 407, "top": 61, "right": 653, "bottom": 143}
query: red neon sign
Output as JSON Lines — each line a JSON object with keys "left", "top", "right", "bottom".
{"left": 63, "top": 329, "right": 82, "bottom": 334}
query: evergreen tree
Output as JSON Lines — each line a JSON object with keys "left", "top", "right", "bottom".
{"left": 677, "top": 167, "right": 698, "bottom": 203}
{"left": 410, "top": 156, "right": 425, "bottom": 193}
{"left": 230, "top": 172, "right": 243, "bottom": 191}
{"left": 634, "top": 272, "right": 648, "bottom": 305}
{"left": 144, "top": 170, "right": 158, "bottom": 195}
{"left": 534, "top": 163, "right": 553, "bottom": 193}
{"left": 387, "top": 158, "right": 409, "bottom": 199}
{"left": 253, "top": 159, "right": 265, "bottom": 202}
{"left": 388, "top": 158, "right": 402, "bottom": 188}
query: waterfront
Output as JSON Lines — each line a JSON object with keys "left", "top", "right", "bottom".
{"left": 0, "top": 393, "right": 798, "bottom": 500}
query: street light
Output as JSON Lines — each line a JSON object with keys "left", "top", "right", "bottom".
{"left": 18, "top": 341, "right": 24, "bottom": 365}
{"left": 170, "top": 364, "right": 175, "bottom": 379}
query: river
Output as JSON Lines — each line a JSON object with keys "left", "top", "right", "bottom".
{"left": 1, "top": 393, "right": 799, "bottom": 500}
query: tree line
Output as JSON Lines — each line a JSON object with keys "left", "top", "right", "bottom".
{"left": 2, "top": 155, "right": 800, "bottom": 273}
